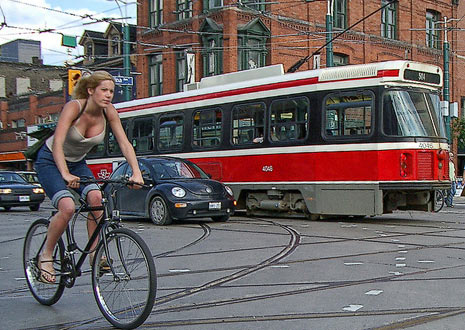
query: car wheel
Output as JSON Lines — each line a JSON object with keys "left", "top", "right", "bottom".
{"left": 212, "top": 215, "right": 230, "bottom": 222}
{"left": 149, "top": 196, "right": 172, "bottom": 225}
{"left": 30, "top": 204, "right": 40, "bottom": 211}
{"left": 4, "top": 206, "right": 11, "bottom": 211}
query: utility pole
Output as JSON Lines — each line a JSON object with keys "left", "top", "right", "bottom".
{"left": 123, "top": 23, "right": 131, "bottom": 102}
{"left": 443, "top": 16, "right": 451, "bottom": 143}
{"left": 326, "top": 0, "right": 334, "bottom": 67}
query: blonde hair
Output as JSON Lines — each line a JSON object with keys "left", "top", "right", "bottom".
{"left": 72, "top": 70, "right": 116, "bottom": 99}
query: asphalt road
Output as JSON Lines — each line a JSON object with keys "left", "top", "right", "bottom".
{"left": 2, "top": 197, "right": 465, "bottom": 330}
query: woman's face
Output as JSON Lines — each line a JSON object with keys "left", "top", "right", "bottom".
{"left": 88, "top": 80, "right": 115, "bottom": 107}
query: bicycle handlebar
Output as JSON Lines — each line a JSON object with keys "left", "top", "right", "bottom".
{"left": 79, "top": 177, "right": 151, "bottom": 188}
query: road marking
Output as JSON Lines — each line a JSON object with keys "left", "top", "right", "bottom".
{"left": 169, "top": 269, "right": 191, "bottom": 273}
{"left": 344, "top": 262, "right": 364, "bottom": 266}
{"left": 365, "top": 290, "right": 383, "bottom": 296}
{"left": 343, "top": 305, "right": 363, "bottom": 312}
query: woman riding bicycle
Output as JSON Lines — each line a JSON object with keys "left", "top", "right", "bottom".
{"left": 34, "top": 71, "right": 143, "bottom": 283}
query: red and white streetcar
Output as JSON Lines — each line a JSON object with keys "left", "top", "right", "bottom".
{"left": 87, "top": 60, "right": 450, "bottom": 218}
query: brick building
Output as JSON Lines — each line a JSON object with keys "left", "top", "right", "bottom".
{"left": 135, "top": 1, "right": 457, "bottom": 97}
{"left": 0, "top": 60, "right": 66, "bottom": 169}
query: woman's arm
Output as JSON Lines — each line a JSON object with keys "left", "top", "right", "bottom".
{"left": 105, "top": 104, "right": 144, "bottom": 186}
{"left": 52, "top": 100, "right": 82, "bottom": 186}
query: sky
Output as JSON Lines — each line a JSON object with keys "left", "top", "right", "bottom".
{"left": 0, "top": 0, "right": 137, "bottom": 66}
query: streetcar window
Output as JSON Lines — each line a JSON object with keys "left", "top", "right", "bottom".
{"left": 108, "top": 119, "right": 129, "bottom": 155}
{"left": 269, "top": 97, "right": 309, "bottom": 143}
{"left": 324, "top": 91, "right": 373, "bottom": 137}
{"left": 131, "top": 117, "right": 155, "bottom": 153}
{"left": 192, "top": 108, "right": 222, "bottom": 148}
{"left": 382, "top": 90, "right": 445, "bottom": 137}
{"left": 158, "top": 115, "right": 184, "bottom": 151}
{"left": 232, "top": 103, "right": 265, "bottom": 145}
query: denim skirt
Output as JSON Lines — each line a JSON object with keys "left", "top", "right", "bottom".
{"left": 34, "top": 144, "right": 99, "bottom": 208}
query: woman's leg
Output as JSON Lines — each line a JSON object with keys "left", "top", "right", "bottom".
{"left": 86, "top": 189, "right": 103, "bottom": 255}
{"left": 40, "top": 196, "right": 75, "bottom": 282}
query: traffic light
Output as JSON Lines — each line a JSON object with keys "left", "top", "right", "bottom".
{"left": 68, "top": 69, "right": 82, "bottom": 95}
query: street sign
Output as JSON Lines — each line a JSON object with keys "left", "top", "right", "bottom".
{"left": 114, "top": 76, "right": 133, "bottom": 86}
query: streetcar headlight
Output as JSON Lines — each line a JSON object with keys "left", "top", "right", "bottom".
{"left": 0, "top": 188, "right": 12, "bottom": 194}
{"left": 171, "top": 187, "right": 186, "bottom": 198}
{"left": 33, "top": 187, "right": 44, "bottom": 194}
{"left": 224, "top": 185, "right": 234, "bottom": 197}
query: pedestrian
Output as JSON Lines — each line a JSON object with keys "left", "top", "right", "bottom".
{"left": 34, "top": 70, "right": 144, "bottom": 283}
{"left": 446, "top": 152, "right": 457, "bottom": 208}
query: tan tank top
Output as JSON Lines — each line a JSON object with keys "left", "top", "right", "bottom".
{"left": 46, "top": 99, "right": 106, "bottom": 162}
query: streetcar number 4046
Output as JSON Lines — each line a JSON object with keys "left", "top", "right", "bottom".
{"left": 262, "top": 165, "right": 273, "bottom": 172}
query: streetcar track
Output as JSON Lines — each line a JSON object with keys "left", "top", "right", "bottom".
{"left": 10, "top": 212, "right": 465, "bottom": 329}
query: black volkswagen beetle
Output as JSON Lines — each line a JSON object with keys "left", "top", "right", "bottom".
{"left": 105, "top": 156, "right": 236, "bottom": 225}
{"left": 0, "top": 171, "right": 45, "bottom": 211}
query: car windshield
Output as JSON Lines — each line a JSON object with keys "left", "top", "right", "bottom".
{"left": 151, "top": 159, "right": 208, "bottom": 179}
{"left": 383, "top": 90, "right": 445, "bottom": 138}
{"left": 0, "top": 173, "right": 27, "bottom": 183}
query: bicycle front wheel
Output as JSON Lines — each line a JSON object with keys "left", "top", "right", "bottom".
{"left": 23, "top": 218, "right": 66, "bottom": 305}
{"left": 92, "top": 228, "right": 156, "bottom": 329}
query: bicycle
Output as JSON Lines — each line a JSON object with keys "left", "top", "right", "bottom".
{"left": 433, "top": 189, "right": 446, "bottom": 212}
{"left": 22, "top": 177, "right": 156, "bottom": 329}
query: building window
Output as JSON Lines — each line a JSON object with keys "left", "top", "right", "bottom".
{"left": 238, "top": 18, "right": 269, "bottom": 71}
{"left": 177, "top": 0, "right": 192, "bottom": 20}
{"left": 240, "top": 0, "right": 265, "bottom": 11}
{"left": 150, "top": 0, "right": 163, "bottom": 28}
{"left": 85, "top": 43, "right": 93, "bottom": 58}
{"left": 204, "top": 0, "right": 223, "bottom": 10}
{"left": 111, "top": 36, "right": 120, "bottom": 56}
{"left": 381, "top": 0, "right": 397, "bottom": 39}
{"left": 426, "top": 10, "right": 441, "bottom": 49}
{"left": 149, "top": 54, "right": 163, "bottom": 96}
{"left": 334, "top": 0, "right": 347, "bottom": 29}
{"left": 202, "top": 37, "right": 222, "bottom": 77}
{"left": 176, "top": 51, "right": 187, "bottom": 92}
{"left": 333, "top": 53, "right": 349, "bottom": 66}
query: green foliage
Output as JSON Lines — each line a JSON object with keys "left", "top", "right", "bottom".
{"left": 451, "top": 118, "right": 465, "bottom": 149}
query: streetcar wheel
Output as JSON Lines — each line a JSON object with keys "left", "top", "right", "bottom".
{"left": 4, "top": 206, "right": 11, "bottom": 211}
{"left": 149, "top": 196, "right": 172, "bottom": 225}
{"left": 23, "top": 218, "right": 65, "bottom": 305}
{"left": 92, "top": 228, "right": 156, "bottom": 329}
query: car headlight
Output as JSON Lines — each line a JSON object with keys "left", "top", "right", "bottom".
{"left": 224, "top": 185, "right": 234, "bottom": 197}
{"left": 0, "top": 188, "right": 12, "bottom": 194}
{"left": 33, "top": 188, "right": 44, "bottom": 194}
{"left": 171, "top": 187, "right": 186, "bottom": 198}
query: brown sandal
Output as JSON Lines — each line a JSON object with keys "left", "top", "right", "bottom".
{"left": 38, "top": 257, "right": 56, "bottom": 284}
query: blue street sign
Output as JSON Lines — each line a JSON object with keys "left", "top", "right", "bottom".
{"left": 114, "top": 76, "right": 133, "bottom": 86}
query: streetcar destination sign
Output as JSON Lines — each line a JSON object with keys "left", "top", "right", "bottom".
{"left": 403, "top": 69, "right": 440, "bottom": 85}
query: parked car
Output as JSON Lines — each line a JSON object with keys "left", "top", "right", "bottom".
{"left": 104, "top": 156, "right": 236, "bottom": 225}
{"left": 16, "top": 171, "right": 41, "bottom": 186}
{"left": 0, "top": 171, "right": 45, "bottom": 211}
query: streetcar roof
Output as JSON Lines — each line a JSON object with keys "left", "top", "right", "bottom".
{"left": 115, "top": 60, "right": 442, "bottom": 115}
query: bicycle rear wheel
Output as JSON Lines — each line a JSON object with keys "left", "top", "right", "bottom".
{"left": 92, "top": 228, "right": 156, "bottom": 329}
{"left": 23, "top": 218, "right": 66, "bottom": 305}
{"left": 433, "top": 190, "right": 444, "bottom": 212}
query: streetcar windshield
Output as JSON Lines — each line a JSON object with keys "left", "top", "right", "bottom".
{"left": 383, "top": 90, "right": 445, "bottom": 138}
